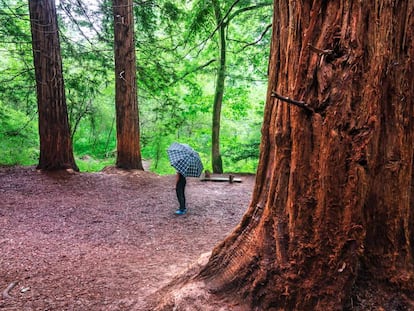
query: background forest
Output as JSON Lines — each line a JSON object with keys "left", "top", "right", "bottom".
{"left": 0, "top": 0, "right": 272, "bottom": 174}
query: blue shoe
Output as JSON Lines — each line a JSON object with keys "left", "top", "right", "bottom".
{"left": 174, "top": 208, "right": 187, "bottom": 215}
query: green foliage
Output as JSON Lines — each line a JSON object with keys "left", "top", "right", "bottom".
{"left": 75, "top": 155, "right": 115, "bottom": 172}
{"left": 72, "top": 85, "right": 117, "bottom": 159}
{"left": 0, "top": 1, "right": 39, "bottom": 166}
{"left": 0, "top": 0, "right": 271, "bottom": 174}
{"left": 186, "top": 0, "right": 214, "bottom": 40}
{"left": 161, "top": 2, "right": 181, "bottom": 22}
{"left": 0, "top": 101, "right": 38, "bottom": 166}
{"left": 0, "top": 1, "right": 36, "bottom": 113}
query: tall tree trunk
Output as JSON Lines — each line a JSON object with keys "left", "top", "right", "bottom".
{"left": 113, "top": 0, "right": 143, "bottom": 170}
{"left": 198, "top": 0, "right": 414, "bottom": 309}
{"left": 29, "top": 0, "right": 78, "bottom": 171}
{"left": 211, "top": 0, "right": 225, "bottom": 174}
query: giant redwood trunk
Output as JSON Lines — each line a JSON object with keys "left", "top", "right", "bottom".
{"left": 198, "top": 0, "right": 414, "bottom": 309}
{"left": 113, "top": 0, "right": 143, "bottom": 170}
{"left": 29, "top": 0, "right": 78, "bottom": 171}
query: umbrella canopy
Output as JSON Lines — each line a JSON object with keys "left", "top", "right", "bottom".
{"left": 167, "top": 143, "right": 203, "bottom": 177}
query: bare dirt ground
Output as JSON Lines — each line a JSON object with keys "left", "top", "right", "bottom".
{"left": 0, "top": 166, "right": 255, "bottom": 310}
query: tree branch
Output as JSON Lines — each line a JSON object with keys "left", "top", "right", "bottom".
{"left": 187, "top": 0, "right": 242, "bottom": 57}
{"left": 237, "top": 23, "right": 272, "bottom": 52}
{"left": 60, "top": 2, "right": 95, "bottom": 47}
{"left": 227, "top": 2, "right": 273, "bottom": 23}
{"left": 74, "top": 0, "right": 109, "bottom": 43}
{"left": 0, "top": 68, "right": 34, "bottom": 84}
{"left": 171, "top": 58, "right": 217, "bottom": 85}
{"left": 186, "top": 0, "right": 272, "bottom": 59}
{"left": 271, "top": 91, "right": 314, "bottom": 113}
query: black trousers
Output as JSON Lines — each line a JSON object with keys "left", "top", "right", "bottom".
{"left": 176, "top": 173, "right": 186, "bottom": 210}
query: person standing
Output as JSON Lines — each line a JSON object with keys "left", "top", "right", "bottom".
{"left": 175, "top": 172, "right": 187, "bottom": 215}
{"left": 167, "top": 142, "right": 203, "bottom": 215}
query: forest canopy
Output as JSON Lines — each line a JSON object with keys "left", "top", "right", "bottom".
{"left": 0, "top": 0, "right": 272, "bottom": 173}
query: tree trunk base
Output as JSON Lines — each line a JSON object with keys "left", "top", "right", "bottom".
{"left": 146, "top": 255, "right": 414, "bottom": 311}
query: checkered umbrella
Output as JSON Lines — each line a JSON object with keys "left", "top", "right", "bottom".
{"left": 167, "top": 143, "right": 203, "bottom": 177}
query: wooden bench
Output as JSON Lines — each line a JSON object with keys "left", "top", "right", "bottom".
{"left": 200, "top": 174, "right": 242, "bottom": 183}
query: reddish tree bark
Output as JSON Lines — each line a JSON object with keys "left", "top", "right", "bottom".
{"left": 29, "top": 0, "right": 78, "bottom": 171}
{"left": 195, "top": 1, "right": 414, "bottom": 310}
{"left": 113, "top": 0, "right": 143, "bottom": 170}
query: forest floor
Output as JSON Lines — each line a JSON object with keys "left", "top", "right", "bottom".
{"left": 1, "top": 166, "right": 411, "bottom": 311}
{"left": 0, "top": 166, "right": 255, "bottom": 310}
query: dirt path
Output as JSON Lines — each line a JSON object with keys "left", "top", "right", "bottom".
{"left": 0, "top": 166, "right": 254, "bottom": 310}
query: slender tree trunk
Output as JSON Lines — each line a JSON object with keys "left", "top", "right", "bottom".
{"left": 198, "top": 1, "right": 414, "bottom": 309}
{"left": 28, "top": 0, "right": 78, "bottom": 171}
{"left": 113, "top": 0, "right": 143, "bottom": 170}
{"left": 211, "top": 0, "right": 225, "bottom": 174}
